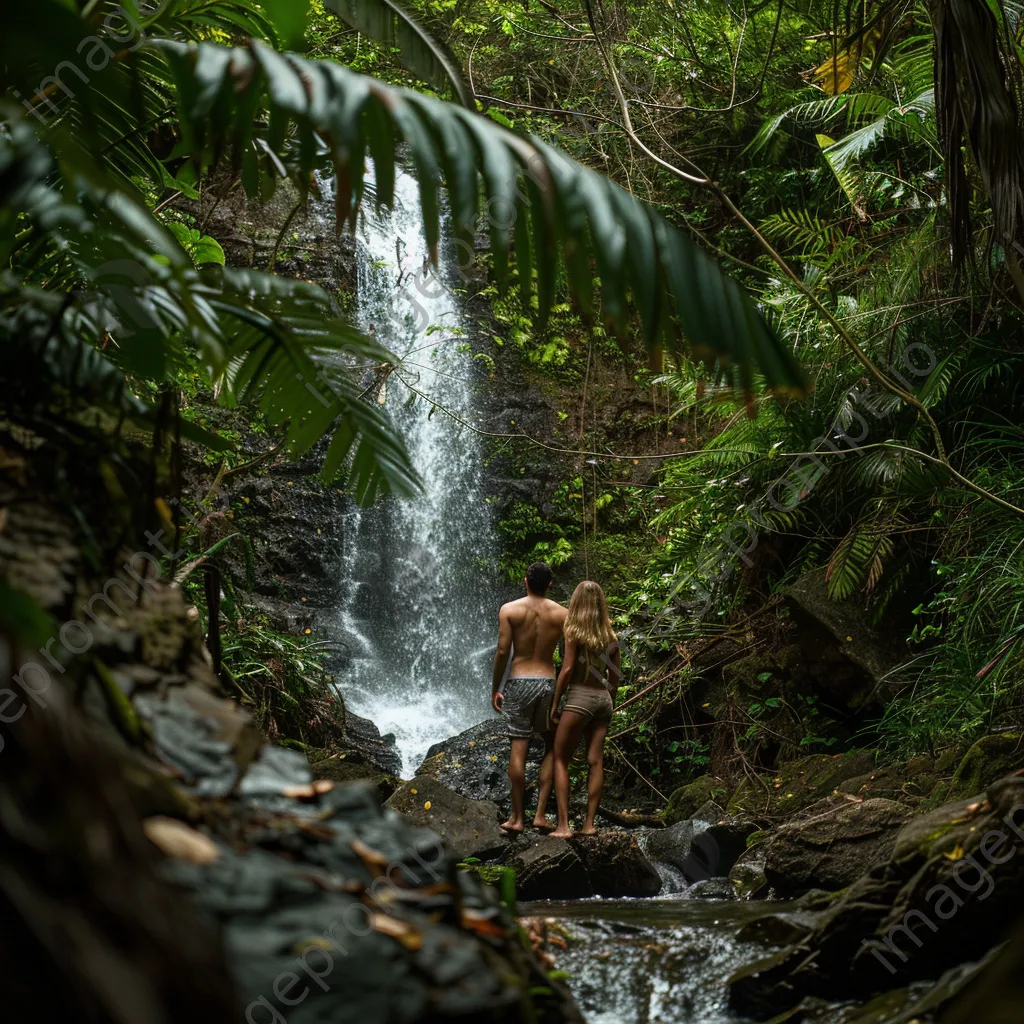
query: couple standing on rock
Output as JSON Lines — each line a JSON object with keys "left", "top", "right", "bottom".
{"left": 491, "top": 562, "right": 621, "bottom": 838}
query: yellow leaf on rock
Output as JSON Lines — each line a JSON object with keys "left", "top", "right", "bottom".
{"left": 424, "top": 801, "right": 432, "bottom": 810}
{"left": 143, "top": 817, "right": 220, "bottom": 865}
{"left": 944, "top": 845, "right": 965, "bottom": 861}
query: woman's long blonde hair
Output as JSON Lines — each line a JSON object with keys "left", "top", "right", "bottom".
{"left": 564, "top": 581, "right": 617, "bottom": 652}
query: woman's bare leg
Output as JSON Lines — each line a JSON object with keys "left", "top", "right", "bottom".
{"left": 550, "top": 711, "right": 587, "bottom": 838}
{"left": 578, "top": 721, "right": 609, "bottom": 835}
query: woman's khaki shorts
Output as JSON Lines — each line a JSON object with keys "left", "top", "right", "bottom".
{"left": 563, "top": 684, "right": 613, "bottom": 724}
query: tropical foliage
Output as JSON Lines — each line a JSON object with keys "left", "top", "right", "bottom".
{"left": 417, "top": 0, "right": 1024, "bottom": 755}
{"left": 6, "top": 0, "right": 1024, "bottom": 763}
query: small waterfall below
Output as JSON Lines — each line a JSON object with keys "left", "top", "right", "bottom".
{"left": 326, "top": 169, "right": 504, "bottom": 776}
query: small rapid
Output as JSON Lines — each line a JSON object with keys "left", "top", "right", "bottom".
{"left": 521, "top": 899, "right": 784, "bottom": 1024}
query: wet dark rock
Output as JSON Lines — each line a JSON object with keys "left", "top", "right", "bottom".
{"left": 688, "top": 877, "right": 737, "bottom": 900}
{"left": 643, "top": 819, "right": 735, "bottom": 882}
{"left": 507, "top": 835, "right": 594, "bottom": 901}
{"left": 417, "top": 718, "right": 545, "bottom": 812}
{"left": 728, "top": 774, "right": 1024, "bottom": 1019}
{"left": 343, "top": 708, "right": 403, "bottom": 777}
{"left": 728, "top": 846, "right": 769, "bottom": 899}
{"left": 704, "top": 817, "right": 760, "bottom": 877}
{"left": 569, "top": 831, "right": 661, "bottom": 898}
{"left": 386, "top": 776, "right": 512, "bottom": 862}
{"left": 308, "top": 746, "right": 401, "bottom": 802}
{"left": 503, "top": 830, "right": 660, "bottom": 901}
{"left": 736, "top": 911, "right": 820, "bottom": 946}
{"left": 692, "top": 799, "right": 727, "bottom": 823}
{"left": 762, "top": 797, "right": 911, "bottom": 895}
{"left": 161, "top": 783, "right": 579, "bottom": 1023}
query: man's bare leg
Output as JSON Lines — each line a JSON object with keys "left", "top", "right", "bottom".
{"left": 532, "top": 732, "right": 556, "bottom": 830}
{"left": 501, "top": 737, "right": 530, "bottom": 833}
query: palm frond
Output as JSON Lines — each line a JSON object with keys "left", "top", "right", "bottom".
{"left": 0, "top": 119, "right": 419, "bottom": 503}
{"left": 323, "top": 0, "right": 475, "bottom": 108}
{"left": 934, "top": 0, "right": 1024, "bottom": 265}
{"left": 148, "top": 38, "right": 805, "bottom": 393}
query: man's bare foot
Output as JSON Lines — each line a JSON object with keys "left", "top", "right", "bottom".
{"left": 532, "top": 816, "right": 556, "bottom": 831}
{"left": 576, "top": 826, "right": 599, "bottom": 836}
{"left": 500, "top": 820, "right": 525, "bottom": 834}
{"left": 549, "top": 827, "right": 573, "bottom": 839}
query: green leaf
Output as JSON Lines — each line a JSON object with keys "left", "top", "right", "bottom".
{"left": 259, "top": 0, "right": 310, "bottom": 49}
{"left": 323, "top": 0, "right": 475, "bottom": 108}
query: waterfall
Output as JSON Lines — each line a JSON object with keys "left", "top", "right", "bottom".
{"left": 326, "top": 169, "right": 505, "bottom": 776}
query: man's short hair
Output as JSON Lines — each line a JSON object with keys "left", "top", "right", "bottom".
{"left": 526, "top": 562, "right": 553, "bottom": 594}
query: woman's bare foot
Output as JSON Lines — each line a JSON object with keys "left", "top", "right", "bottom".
{"left": 576, "top": 826, "right": 599, "bottom": 836}
{"left": 549, "top": 826, "right": 573, "bottom": 839}
{"left": 500, "top": 819, "right": 525, "bottom": 834}
{"left": 532, "top": 816, "right": 556, "bottom": 831}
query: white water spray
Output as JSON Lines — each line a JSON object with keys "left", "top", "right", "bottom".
{"left": 327, "top": 169, "right": 504, "bottom": 775}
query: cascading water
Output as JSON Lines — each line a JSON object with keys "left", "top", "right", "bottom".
{"left": 327, "top": 169, "right": 505, "bottom": 775}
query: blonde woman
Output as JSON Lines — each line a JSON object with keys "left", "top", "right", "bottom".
{"left": 549, "top": 581, "right": 621, "bottom": 838}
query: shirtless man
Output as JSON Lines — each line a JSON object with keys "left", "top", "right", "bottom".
{"left": 492, "top": 562, "right": 568, "bottom": 834}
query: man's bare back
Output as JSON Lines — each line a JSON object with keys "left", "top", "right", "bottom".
{"left": 502, "top": 594, "right": 568, "bottom": 679}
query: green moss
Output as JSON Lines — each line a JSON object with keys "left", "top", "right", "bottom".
{"left": 946, "top": 732, "right": 1024, "bottom": 800}
{"left": 663, "top": 776, "right": 732, "bottom": 825}
{"left": 467, "top": 864, "right": 516, "bottom": 887}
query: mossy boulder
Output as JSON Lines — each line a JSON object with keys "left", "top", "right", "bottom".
{"left": 727, "top": 751, "right": 876, "bottom": 817}
{"left": 307, "top": 746, "right": 401, "bottom": 801}
{"left": 943, "top": 732, "right": 1024, "bottom": 801}
{"left": 762, "top": 797, "right": 911, "bottom": 895}
{"left": 663, "top": 776, "right": 732, "bottom": 825}
{"left": 835, "top": 753, "right": 942, "bottom": 805}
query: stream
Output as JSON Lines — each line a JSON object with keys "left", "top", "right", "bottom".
{"left": 521, "top": 899, "right": 787, "bottom": 1024}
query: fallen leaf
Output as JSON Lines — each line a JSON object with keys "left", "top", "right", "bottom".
{"left": 944, "top": 844, "right": 965, "bottom": 861}
{"left": 424, "top": 801, "right": 432, "bottom": 810}
{"left": 143, "top": 817, "right": 220, "bottom": 865}
{"left": 281, "top": 779, "right": 334, "bottom": 798}
{"left": 461, "top": 908, "right": 506, "bottom": 939}
{"left": 352, "top": 838, "right": 392, "bottom": 876}
{"left": 295, "top": 936, "right": 334, "bottom": 954}
{"left": 371, "top": 914, "right": 423, "bottom": 950}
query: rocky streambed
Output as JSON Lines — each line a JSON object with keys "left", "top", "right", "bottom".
{"left": 356, "top": 713, "right": 1024, "bottom": 1024}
